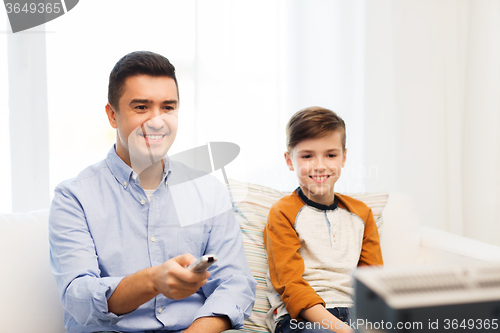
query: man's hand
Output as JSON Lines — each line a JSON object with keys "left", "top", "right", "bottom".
{"left": 108, "top": 253, "right": 209, "bottom": 315}
{"left": 151, "top": 253, "right": 210, "bottom": 300}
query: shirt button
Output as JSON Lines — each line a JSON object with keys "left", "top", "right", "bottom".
{"left": 123, "top": 181, "right": 127, "bottom": 186}
{"left": 140, "top": 199, "right": 146, "bottom": 205}
{"left": 158, "top": 307, "right": 163, "bottom": 313}
{"left": 132, "top": 175, "right": 137, "bottom": 180}
{"left": 151, "top": 236, "right": 156, "bottom": 242}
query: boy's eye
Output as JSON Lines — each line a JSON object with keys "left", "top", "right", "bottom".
{"left": 328, "top": 154, "right": 337, "bottom": 158}
{"left": 302, "top": 155, "right": 312, "bottom": 159}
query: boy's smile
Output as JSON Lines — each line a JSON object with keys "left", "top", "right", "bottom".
{"left": 285, "top": 131, "right": 347, "bottom": 206}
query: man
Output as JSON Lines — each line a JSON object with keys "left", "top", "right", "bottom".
{"left": 49, "top": 51, "right": 256, "bottom": 333}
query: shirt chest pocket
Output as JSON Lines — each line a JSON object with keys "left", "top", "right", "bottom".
{"left": 175, "top": 232, "right": 209, "bottom": 258}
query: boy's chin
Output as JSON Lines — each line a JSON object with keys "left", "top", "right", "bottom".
{"left": 309, "top": 191, "right": 334, "bottom": 199}
{"left": 303, "top": 184, "right": 334, "bottom": 194}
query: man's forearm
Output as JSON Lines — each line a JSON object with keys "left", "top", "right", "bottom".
{"left": 108, "top": 266, "right": 159, "bottom": 315}
{"left": 184, "top": 316, "right": 232, "bottom": 333}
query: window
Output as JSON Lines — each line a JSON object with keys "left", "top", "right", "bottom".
{"left": 45, "top": 0, "right": 196, "bottom": 193}
{"left": 0, "top": 15, "right": 12, "bottom": 213}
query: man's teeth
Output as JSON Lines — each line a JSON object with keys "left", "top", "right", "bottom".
{"left": 145, "top": 135, "right": 163, "bottom": 139}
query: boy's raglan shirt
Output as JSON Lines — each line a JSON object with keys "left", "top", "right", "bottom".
{"left": 264, "top": 188, "right": 383, "bottom": 327}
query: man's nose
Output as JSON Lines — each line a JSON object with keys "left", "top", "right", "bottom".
{"left": 144, "top": 110, "right": 164, "bottom": 129}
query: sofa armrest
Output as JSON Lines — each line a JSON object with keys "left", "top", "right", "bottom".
{"left": 420, "top": 226, "right": 500, "bottom": 265}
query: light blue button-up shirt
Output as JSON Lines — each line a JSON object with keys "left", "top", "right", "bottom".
{"left": 49, "top": 146, "right": 256, "bottom": 333}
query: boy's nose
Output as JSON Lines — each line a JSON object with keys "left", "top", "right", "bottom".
{"left": 313, "top": 159, "right": 326, "bottom": 171}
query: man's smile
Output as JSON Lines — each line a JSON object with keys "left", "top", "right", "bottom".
{"left": 141, "top": 133, "right": 167, "bottom": 142}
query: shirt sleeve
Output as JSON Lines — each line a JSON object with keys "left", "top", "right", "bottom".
{"left": 191, "top": 185, "right": 257, "bottom": 329}
{"left": 358, "top": 208, "right": 384, "bottom": 267}
{"left": 264, "top": 200, "right": 325, "bottom": 320}
{"left": 49, "top": 185, "right": 127, "bottom": 327}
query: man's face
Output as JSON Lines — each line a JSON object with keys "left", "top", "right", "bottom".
{"left": 285, "top": 131, "right": 346, "bottom": 206}
{"left": 106, "top": 75, "right": 179, "bottom": 169}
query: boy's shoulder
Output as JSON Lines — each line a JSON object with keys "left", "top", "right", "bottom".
{"left": 268, "top": 190, "right": 305, "bottom": 224}
{"left": 271, "top": 189, "right": 304, "bottom": 210}
{"left": 335, "top": 192, "right": 373, "bottom": 222}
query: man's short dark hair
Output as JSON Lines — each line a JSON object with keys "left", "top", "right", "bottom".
{"left": 108, "top": 51, "right": 178, "bottom": 110}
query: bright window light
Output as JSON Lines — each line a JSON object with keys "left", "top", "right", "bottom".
{"left": 0, "top": 14, "right": 12, "bottom": 213}
{"left": 45, "top": 0, "right": 196, "bottom": 195}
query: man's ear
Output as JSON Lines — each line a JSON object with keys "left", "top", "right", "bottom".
{"left": 105, "top": 103, "right": 118, "bottom": 129}
{"left": 342, "top": 148, "right": 347, "bottom": 168}
{"left": 284, "top": 151, "right": 294, "bottom": 171}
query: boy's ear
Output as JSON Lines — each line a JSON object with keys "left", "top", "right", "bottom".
{"left": 105, "top": 103, "right": 118, "bottom": 129}
{"left": 284, "top": 151, "right": 294, "bottom": 171}
{"left": 342, "top": 148, "right": 347, "bottom": 168}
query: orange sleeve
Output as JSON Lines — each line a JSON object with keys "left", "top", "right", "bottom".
{"left": 336, "top": 194, "right": 383, "bottom": 267}
{"left": 358, "top": 207, "right": 384, "bottom": 267}
{"left": 263, "top": 195, "right": 325, "bottom": 320}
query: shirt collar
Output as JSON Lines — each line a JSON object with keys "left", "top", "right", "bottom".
{"left": 105, "top": 145, "right": 172, "bottom": 188}
{"left": 296, "top": 186, "right": 338, "bottom": 211}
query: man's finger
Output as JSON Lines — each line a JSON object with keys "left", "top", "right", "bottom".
{"left": 174, "top": 253, "right": 197, "bottom": 267}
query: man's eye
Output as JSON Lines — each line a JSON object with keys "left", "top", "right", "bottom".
{"left": 135, "top": 105, "right": 147, "bottom": 110}
{"left": 163, "top": 106, "right": 174, "bottom": 111}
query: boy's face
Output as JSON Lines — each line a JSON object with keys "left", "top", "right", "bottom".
{"left": 105, "top": 75, "right": 179, "bottom": 169}
{"left": 285, "top": 131, "right": 346, "bottom": 206}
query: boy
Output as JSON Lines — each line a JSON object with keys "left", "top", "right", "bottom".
{"left": 264, "top": 106, "right": 383, "bottom": 333}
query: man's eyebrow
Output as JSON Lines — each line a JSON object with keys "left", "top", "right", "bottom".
{"left": 161, "top": 100, "right": 178, "bottom": 105}
{"left": 129, "top": 99, "right": 178, "bottom": 105}
{"left": 129, "top": 99, "right": 152, "bottom": 105}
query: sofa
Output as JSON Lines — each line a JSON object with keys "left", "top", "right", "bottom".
{"left": 2, "top": 179, "right": 500, "bottom": 333}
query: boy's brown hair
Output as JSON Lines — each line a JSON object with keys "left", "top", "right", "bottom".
{"left": 286, "top": 106, "right": 346, "bottom": 152}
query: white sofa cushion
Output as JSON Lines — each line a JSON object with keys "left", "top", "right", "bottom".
{"left": 380, "top": 193, "right": 425, "bottom": 267}
{"left": 0, "top": 209, "right": 65, "bottom": 333}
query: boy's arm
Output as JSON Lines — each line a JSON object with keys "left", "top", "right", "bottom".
{"left": 264, "top": 203, "right": 325, "bottom": 320}
{"left": 358, "top": 208, "right": 383, "bottom": 266}
{"left": 300, "top": 305, "right": 353, "bottom": 333}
